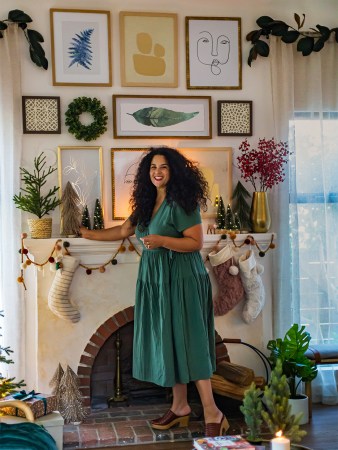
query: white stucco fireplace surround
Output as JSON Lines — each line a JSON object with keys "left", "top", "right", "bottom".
{"left": 23, "top": 234, "right": 274, "bottom": 406}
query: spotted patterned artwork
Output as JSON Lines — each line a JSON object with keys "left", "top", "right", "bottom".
{"left": 22, "top": 96, "right": 61, "bottom": 134}
{"left": 217, "top": 100, "right": 252, "bottom": 136}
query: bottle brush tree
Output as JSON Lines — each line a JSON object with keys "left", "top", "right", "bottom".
{"left": 240, "top": 382, "right": 263, "bottom": 442}
{"left": 216, "top": 196, "right": 226, "bottom": 229}
{"left": 13, "top": 152, "right": 61, "bottom": 218}
{"left": 0, "top": 311, "right": 25, "bottom": 398}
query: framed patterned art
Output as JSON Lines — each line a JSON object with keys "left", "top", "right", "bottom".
{"left": 217, "top": 100, "right": 252, "bottom": 136}
{"left": 50, "top": 9, "right": 112, "bottom": 86}
{"left": 22, "top": 96, "right": 61, "bottom": 134}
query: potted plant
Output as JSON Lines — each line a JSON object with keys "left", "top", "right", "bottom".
{"left": 267, "top": 323, "right": 318, "bottom": 424}
{"left": 13, "top": 152, "right": 61, "bottom": 238}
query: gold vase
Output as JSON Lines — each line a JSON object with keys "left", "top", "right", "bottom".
{"left": 250, "top": 192, "right": 271, "bottom": 233}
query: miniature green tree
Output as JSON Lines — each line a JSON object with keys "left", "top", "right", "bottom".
{"left": 261, "top": 359, "right": 306, "bottom": 443}
{"left": 81, "top": 205, "right": 91, "bottom": 230}
{"left": 225, "top": 204, "right": 235, "bottom": 230}
{"left": 13, "top": 152, "right": 61, "bottom": 218}
{"left": 232, "top": 181, "right": 251, "bottom": 230}
{"left": 234, "top": 212, "right": 241, "bottom": 231}
{"left": 216, "top": 196, "right": 226, "bottom": 229}
{"left": 93, "top": 199, "right": 104, "bottom": 230}
{"left": 240, "top": 382, "right": 263, "bottom": 443}
{"left": 0, "top": 311, "right": 25, "bottom": 398}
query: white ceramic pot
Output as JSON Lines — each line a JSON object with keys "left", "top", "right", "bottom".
{"left": 289, "top": 395, "right": 309, "bottom": 425}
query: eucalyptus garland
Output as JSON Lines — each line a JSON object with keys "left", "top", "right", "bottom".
{"left": 65, "top": 97, "right": 108, "bottom": 142}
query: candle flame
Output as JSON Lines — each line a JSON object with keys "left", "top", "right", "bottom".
{"left": 276, "top": 430, "right": 283, "bottom": 438}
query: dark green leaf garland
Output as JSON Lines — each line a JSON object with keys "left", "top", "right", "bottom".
{"left": 65, "top": 97, "right": 108, "bottom": 142}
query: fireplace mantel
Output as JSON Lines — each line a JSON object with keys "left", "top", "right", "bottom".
{"left": 23, "top": 233, "right": 275, "bottom": 394}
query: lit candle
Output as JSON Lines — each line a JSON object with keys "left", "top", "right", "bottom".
{"left": 271, "top": 431, "right": 290, "bottom": 450}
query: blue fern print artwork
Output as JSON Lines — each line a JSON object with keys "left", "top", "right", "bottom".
{"left": 68, "top": 28, "right": 94, "bottom": 70}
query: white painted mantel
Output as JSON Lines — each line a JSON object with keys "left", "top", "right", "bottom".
{"left": 23, "top": 234, "right": 275, "bottom": 394}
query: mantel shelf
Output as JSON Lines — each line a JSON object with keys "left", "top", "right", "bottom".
{"left": 23, "top": 233, "right": 276, "bottom": 266}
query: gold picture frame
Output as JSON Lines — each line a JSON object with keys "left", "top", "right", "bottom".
{"left": 50, "top": 9, "right": 112, "bottom": 86}
{"left": 111, "top": 147, "right": 231, "bottom": 220}
{"left": 186, "top": 16, "right": 242, "bottom": 90}
{"left": 120, "top": 11, "right": 178, "bottom": 87}
{"left": 112, "top": 95, "right": 212, "bottom": 138}
{"left": 58, "top": 146, "right": 104, "bottom": 220}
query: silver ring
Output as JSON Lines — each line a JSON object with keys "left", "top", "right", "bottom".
{"left": 147, "top": 244, "right": 150, "bottom": 249}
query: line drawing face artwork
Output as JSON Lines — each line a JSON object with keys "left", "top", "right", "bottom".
{"left": 196, "top": 31, "right": 230, "bottom": 75}
{"left": 68, "top": 28, "right": 94, "bottom": 70}
{"left": 128, "top": 107, "right": 199, "bottom": 128}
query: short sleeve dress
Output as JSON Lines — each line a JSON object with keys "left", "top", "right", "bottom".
{"left": 133, "top": 199, "right": 215, "bottom": 387}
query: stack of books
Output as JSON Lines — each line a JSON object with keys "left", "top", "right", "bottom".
{"left": 193, "top": 435, "right": 256, "bottom": 450}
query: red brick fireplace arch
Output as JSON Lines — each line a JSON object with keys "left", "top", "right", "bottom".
{"left": 77, "top": 306, "right": 135, "bottom": 407}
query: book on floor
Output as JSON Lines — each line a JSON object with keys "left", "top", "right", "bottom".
{"left": 193, "top": 435, "right": 256, "bottom": 450}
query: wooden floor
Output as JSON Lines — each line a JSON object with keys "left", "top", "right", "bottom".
{"left": 84, "top": 403, "right": 338, "bottom": 450}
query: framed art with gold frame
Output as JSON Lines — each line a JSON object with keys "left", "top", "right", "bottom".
{"left": 50, "top": 9, "right": 112, "bottom": 86}
{"left": 120, "top": 11, "right": 178, "bottom": 87}
{"left": 111, "top": 147, "right": 231, "bottom": 220}
{"left": 112, "top": 95, "right": 212, "bottom": 138}
{"left": 58, "top": 146, "right": 103, "bottom": 219}
{"left": 185, "top": 16, "right": 242, "bottom": 90}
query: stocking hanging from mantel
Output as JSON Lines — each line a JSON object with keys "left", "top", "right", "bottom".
{"left": 48, "top": 255, "right": 80, "bottom": 323}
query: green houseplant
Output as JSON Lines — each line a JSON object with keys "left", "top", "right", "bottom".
{"left": 13, "top": 152, "right": 61, "bottom": 238}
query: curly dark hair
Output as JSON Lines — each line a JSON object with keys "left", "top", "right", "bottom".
{"left": 129, "top": 147, "right": 209, "bottom": 226}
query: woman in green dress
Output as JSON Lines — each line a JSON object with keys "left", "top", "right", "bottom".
{"left": 80, "top": 147, "right": 229, "bottom": 437}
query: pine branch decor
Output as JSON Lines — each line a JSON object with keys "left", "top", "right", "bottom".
{"left": 247, "top": 13, "right": 338, "bottom": 66}
{"left": 0, "top": 10, "right": 48, "bottom": 69}
{"left": 13, "top": 152, "right": 61, "bottom": 218}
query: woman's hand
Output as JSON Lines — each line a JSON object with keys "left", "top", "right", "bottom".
{"left": 142, "top": 234, "right": 164, "bottom": 250}
{"left": 79, "top": 226, "right": 93, "bottom": 239}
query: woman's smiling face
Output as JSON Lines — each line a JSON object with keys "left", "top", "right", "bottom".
{"left": 149, "top": 154, "right": 170, "bottom": 189}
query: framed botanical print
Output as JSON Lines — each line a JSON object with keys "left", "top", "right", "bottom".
{"left": 50, "top": 9, "right": 112, "bottom": 86}
{"left": 120, "top": 11, "right": 178, "bottom": 87}
{"left": 186, "top": 16, "right": 242, "bottom": 89}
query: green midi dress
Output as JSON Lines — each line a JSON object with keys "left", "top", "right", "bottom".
{"left": 133, "top": 200, "right": 215, "bottom": 387}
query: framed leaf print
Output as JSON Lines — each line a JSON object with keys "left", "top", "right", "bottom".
{"left": 120, "top": 11, "right": 178, "bottom": 87}
{"left": 50, "top": 9, "right": 112, "bottom": 86}
{"left": 112, "top": 95, "right": 212, "bottom": 138}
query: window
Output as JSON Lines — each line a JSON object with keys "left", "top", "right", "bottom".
{"left": 290, "top": 112, "right": 338, "bottom": 344}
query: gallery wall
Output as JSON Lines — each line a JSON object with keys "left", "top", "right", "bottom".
{"left": 1, "top": 0, "right": 337, "bottom": 233}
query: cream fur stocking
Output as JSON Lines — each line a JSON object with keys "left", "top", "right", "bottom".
{"left": 239, "top": 250, "right": 265, "bottom": 323}
{"left": 208, "top": 245, "right": 245, "bottom": 316}
{"left": 48, "top": 255, "right": 80, "bottom": 323}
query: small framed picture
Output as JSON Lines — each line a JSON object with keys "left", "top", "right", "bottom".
{"left": 120, "top": 11, "right": 178, "bottom": 88}
{"left": 50, "top": 9, "right": 112, "bottom": 86}
{"left": 57, "top": 146, "right": 103, "bottom": 219}
{"left": 112, "top": 95, "right": 212, "bottom": 139}
{"left": 186, "top": 16, "right": 242, "bottom": 90}
{"left": 22, "top": 96, "right": 61, "bottom": 134}
{"left": 217, "top": 100, "right": 252, "bottom": 136}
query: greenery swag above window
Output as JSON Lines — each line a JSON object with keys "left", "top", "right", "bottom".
{"left": 0, "top": 9, "right": 47, "bottom": 70}
{"left": 247, "top": 13, "right": 338, "bottom": 66}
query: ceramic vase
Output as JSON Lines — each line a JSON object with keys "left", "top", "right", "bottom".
{"left": 250, "top": 192, "right": 271, "bottom": 233}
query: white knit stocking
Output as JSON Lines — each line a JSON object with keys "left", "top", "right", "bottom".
{"left": 48, "top": 255, "right": 80, "bottom": 323}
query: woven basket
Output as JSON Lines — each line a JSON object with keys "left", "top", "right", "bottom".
{"left": 27, "top": 218, "right": 52, "bottom": 239}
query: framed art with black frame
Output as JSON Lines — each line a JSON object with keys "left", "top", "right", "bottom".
{"left": 22, "top": 96, "right": 61, "bottom": 134}
{"left": 50, "top": 9, "right": 112, "bottom": 86}
{"left": 217, "top": 100, "right": 252, "bottom": 136}
{"left": 112, "top": 95, "right": 212, "bottom": 139}
{"left": 186, "top": 16, "right": 242, "bottom": 90}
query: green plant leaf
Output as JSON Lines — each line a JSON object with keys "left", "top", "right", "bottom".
{"left": 247, "top": 46, "right": 258, "bottom": 67}
{"left": 254, "top": 40, "right": 270, "bottom": 57}
{"left": 313, "top": 38, "right": 325, "bottom": 52}
{"left": 29, "top": 47, "right": 48, "bottom": 70}
{"left": 297, "top": 36, "right": 314, "bottom": 56}
{"left": 294, "top": 13, "right": 301, "bottom": 29}
{"left": 270, "top": 21, "right": 289, "bottom": 36}
{"left": 27, "top": 29, "right": 44, "bottom": 43}
{"left": 8, "top": 9, "right": 32, "bottom": 23}
{"left": 281, "top": 30, "right": 300, "bottom": 43}
{"left": 0, "top": 21, "right": 8, "bottom": 31}
{"left": 246, "top": 30, "right": 262, "bottom": 43}
{"left": 256, "top": 16, "right": 274, "bottom": 28}
{"left": 128, "top": 107, "right": 199, "bottom": 128}
{"left": 316, "top": 24, "right": 330, "bottom": 40}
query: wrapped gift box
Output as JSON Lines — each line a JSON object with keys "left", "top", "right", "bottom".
{"left": 0, "top": 391, "right": 57, "bottom": 419}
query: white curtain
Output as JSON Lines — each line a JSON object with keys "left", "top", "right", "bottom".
{"left": 270, "top": 36, "right": 338, "bottom": 404}
{"left": 0, "top": 24, "right": 25, "bottom": 381}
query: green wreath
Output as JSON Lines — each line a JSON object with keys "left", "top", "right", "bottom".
{"left": 65, "top": 97, "right": 108, "bottom": 142}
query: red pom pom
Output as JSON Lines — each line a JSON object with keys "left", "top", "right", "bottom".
{"left": 48, "top": 257, "right": 55, "bottom": 263}
{"left": 23, "top": 248, "right": 29, "bottom": 255}
{"left": 86, "top": 269, "right": 92, "bottom": 275}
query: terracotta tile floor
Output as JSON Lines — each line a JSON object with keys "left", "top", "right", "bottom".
{"left": 63, "top": 403, "right": 246, "bottom": 449}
